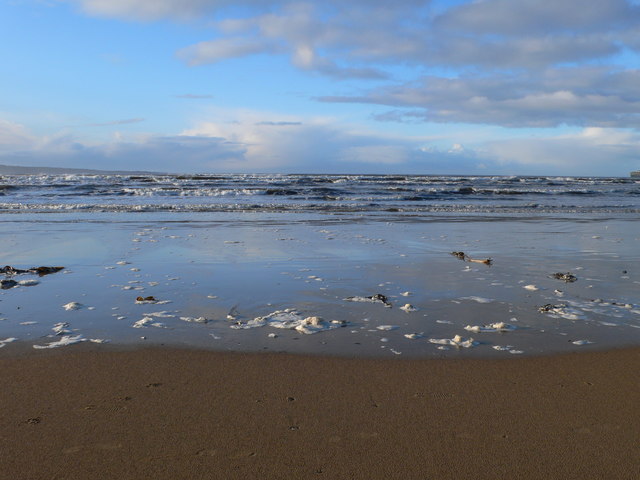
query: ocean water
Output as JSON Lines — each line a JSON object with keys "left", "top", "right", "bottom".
{"left": 0, "top": 174, "right": 638, "bottom": 357}
{"left": 1, "top": 173, "right": 639, "bottom": 215}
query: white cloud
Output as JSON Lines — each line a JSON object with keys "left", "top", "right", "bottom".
{"left": 338, "top": 145, "right": 410, "bottom": 165}
{"left": 68, "top": 0, "right": 427, "bottom": 21}
{"left": 176, "top": 37, "right": 279, "bottom": 66}
{"left": 0, "top": 118, "right": 245, "bottom": 172}
{"left": 324, "top": 67, "right": 640, "bottom": 128}
{"left": 435, "top": 0, "right": 639, "bottom": 35}
{"left": 175, "top": 2, "right": 395, "bottom": 78}
{"left": 67, "top": 1, "right": 640, "bottom": 131}
{"left": 448, "top": 143, "right": 465, "bottom": 154}
{"left": 3, "top": 116, "right": 638, "bottom": 175}
{"left": 479, "top": 128, "right": 640, "bottom": 175}
{"left": 0, "top": 113, "right": 483, "bottom": 173}
{"left": 69, "top": 0, "right": 232, "bottom": 20}
{"left": 67, "top": 0, "right": 640, "bottom": 74}
{"left": 425, "top": 33, "right": 620, "bottom": 69}
{"left": 154, "top": 0, "right": 639, "bottom": 72}
{"left": 0, "top": 119, "right": 36, "bottom": 152}
{"left": 181, "top": 111, "right": 403, "bottom": 171}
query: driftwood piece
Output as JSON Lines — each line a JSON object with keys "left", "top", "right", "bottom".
{"left": 468, "top": 258, "right": 493, "bottom": 265}
{"left": 449, "top": 252, "right": 492, "bottom": 265}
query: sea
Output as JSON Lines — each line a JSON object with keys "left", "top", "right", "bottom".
{"left": 1, "top": 173, "right": 639, "bottom": 357}
{"left": 1, "top": 173, "right": 639, "bottom": 215}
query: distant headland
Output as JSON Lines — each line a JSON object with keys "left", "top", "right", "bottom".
{"left": 0, "top": 164, "right": 161, "bottom": 175}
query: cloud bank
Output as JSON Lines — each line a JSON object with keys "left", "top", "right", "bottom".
{"left": 3, "top": 114, "right": 639, "bottom": 175}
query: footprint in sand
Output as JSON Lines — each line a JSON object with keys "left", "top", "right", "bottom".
{"left": 195, "top": 449, "right": 218, "bottom": 457}
{"left": 229, "top": 451, "right": 257, "bottom": 460}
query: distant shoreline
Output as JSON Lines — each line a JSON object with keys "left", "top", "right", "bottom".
{"left": 0, "top": 164, "right": 162, "bottom": 176}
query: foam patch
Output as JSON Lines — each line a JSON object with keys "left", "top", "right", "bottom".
{"left": 230, "top": 309, "right": 339, "bottom": 335}
{"left": 33, "top": 335, "right": 86, "bottom": 349}
{"left": 464, "top": 322, "right": 517, "bottom": 333}
{"left": 429, "top": 335, "right": 477, "bottom": 348}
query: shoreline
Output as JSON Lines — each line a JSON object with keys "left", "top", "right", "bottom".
{"left": 1, "top": 345, "right": 638, "bottom": 479}
{"left": 1, "top": 334, "right": 640, "bottom": 359}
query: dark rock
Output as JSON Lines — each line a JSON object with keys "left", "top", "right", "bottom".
{"left": 1, "top": 265, "right": 64, "bottom": 276}
{"left": 1, "top": 266, "right": 28, "bottom": 275}
{"left": 370, "top": 293, "right": 391, "bottom": 306}
{"left": 136, "top": 296, "right": 157, "bottom": 302}
{"left": 33, "top": 266, "right": 65, "bottom": 276}
{"left": 538, "top": 304, "right": 564, "bottom": 313}
{"left": 0, "top": 279, "right": 18, "bottom": 289}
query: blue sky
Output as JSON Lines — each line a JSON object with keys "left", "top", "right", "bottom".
{"left": 1, "top": 0, "right": 639, "bottom": 175}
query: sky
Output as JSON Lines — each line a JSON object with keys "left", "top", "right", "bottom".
{"left": 1, "top": 0, "right": 639, "bottom": 175}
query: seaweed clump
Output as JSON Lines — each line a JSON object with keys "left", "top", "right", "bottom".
{"left": 550, "top": 272, "right": 577, "bottom": 283}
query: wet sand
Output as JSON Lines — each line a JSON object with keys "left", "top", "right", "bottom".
{"left": 1, "top": 345, "right": 638, "bottom": 479}
{"left": 1, "top": 214, "right": 639, "bottom": 357}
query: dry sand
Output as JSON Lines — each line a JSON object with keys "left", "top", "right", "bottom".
{"left": 1, "top": 345, "right": 638, "bottom": 479}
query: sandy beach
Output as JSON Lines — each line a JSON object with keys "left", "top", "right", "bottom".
{"left": 1, "top": 175, "right": 638, "bottom": 478}
{"left": 4, "top": 0, "right": 640, "bottom": 469}
{"left": 1, "top": 344, "right": 638, "bottom": 479}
